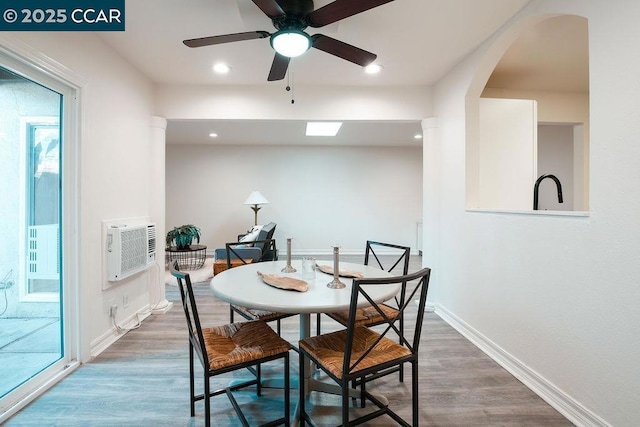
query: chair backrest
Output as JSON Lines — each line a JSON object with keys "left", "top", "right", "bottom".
{"left": 343, "top": 267, "right": 431, "bottom": 377}
{"left": 364, "top": 241, "right": 411, "bottom": 275}
{"left": 169, "top": 261, "right": 209, "bottom": 368}
{"left": 225, "top": 239, "right": 277, "bottom": 268}
{"left": 254, "top": 222, "right": 277, "bottom": 252}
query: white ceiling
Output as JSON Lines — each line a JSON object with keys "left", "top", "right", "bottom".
{"left": 97, "top": 1, "right": 586, "bottom": 146}
{"left": 101, "top": 0, "right": 532, "bottom": 86}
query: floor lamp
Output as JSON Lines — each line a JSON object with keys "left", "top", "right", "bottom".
{"left": 244, "top": 191, "right": 269, "bottom": 226}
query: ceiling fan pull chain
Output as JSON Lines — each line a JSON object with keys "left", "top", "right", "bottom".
{"left": 291, "top": 66, "right": 295, "bottom": 104}
{"left": 286, "top": 60, "right": 295, "bottom": 104}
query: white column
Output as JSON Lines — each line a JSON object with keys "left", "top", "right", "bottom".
{"left": 149, "top": 116, "right": 172, "bottom": 314}
{"left": 422, "top": 117, "right": 439, "bottom": 310}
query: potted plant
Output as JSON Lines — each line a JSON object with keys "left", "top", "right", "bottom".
{"left": 166, "top": 224, "right": 201, "bottom": 249}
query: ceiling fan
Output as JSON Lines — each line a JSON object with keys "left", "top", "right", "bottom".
{"left": 183, "top": 0, "right": 394, "bottom": 81}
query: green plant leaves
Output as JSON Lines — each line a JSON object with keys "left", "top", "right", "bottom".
{"left": 166, "top": 224, "right": 201, "bottom": 248}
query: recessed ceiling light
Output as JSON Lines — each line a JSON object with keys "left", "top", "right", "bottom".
{"left": 213, "top": 63, "right": 231, "bottom": 74}
{"left": 209, "top": 133, "right": 218, "bottom": 138}
{"left": 364, "top": 64, "right": 383, "bottom": 74}
{"left": 306, "top": 122, "right": 343, "bottom": 136}
{"left": 414, "top": 134, "right": 422, "bottom": 139}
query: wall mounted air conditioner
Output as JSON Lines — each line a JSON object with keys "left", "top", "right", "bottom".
{"left": 106, "top": 223, "right": 157, "bottom": 281}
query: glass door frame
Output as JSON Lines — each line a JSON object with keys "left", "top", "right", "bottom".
{"left": 0, "top": 37, "right": 81, "bottom": 420}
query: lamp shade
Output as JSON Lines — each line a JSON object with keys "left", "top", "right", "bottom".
{"left": 270, "top": 30, "right": 311, "bottom": 58}
{"left": 244, "top": 191, "right": 269, "bottom": 205}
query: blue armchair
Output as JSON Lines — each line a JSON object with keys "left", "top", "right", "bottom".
{"left": 214, "top": 222, "right": 278, "bottom": 262}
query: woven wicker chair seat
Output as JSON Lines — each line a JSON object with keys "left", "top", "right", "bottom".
{"left": 203, "top": 321, "right": 291, "bottom": 370}
{"left": 299, "top": 326, "right": 411, "bottom": 379}
{"left": 231, "top": 305, "right": 288, "bottom": 322}
{"left": 328, "top": 303, "right": 399, "bottom": 327}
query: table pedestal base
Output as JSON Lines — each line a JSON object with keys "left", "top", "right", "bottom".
{"left": 291, "top": 314, "right": 389, "bottom": 426}
{"left": 292, "top": 375, "right": 389, "bottom": 427}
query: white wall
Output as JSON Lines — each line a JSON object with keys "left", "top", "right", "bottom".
{"left": 429, "top": 1, "right": 640, "bottom": 426}
{"left": 155, "top": 85, "right": 431, "bottom": 121}
{"left": 166, "top": 144, "right": 422, "bottom": 255}
{"left": 0, "top": 34, "right": 155, "bottom": 361}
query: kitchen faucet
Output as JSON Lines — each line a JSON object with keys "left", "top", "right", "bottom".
{"left": 533, "top": 174, "right": 563, "bottom": 210}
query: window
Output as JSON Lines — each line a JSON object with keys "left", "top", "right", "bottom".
{"left": 23, "top": 119, "right": 61, "bottom": 299}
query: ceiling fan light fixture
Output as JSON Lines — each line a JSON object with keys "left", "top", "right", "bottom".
{"left": 271, "top": 29, "right": 311, "bottom": 58}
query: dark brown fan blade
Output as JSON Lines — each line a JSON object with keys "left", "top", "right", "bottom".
{"left": 311, "top": 34, "right": 376, "bottom": 66}
{"left": 252, "top": 0, "right": 286, "bottom": 19}
{"left": 183, "top": 31, "right": 270, "bottom": 48}
{"left": 306, "top": 0, "right": 394, "bottom": 28}
{"left": 268, "top": 53, "right": 290, "bottom": 81}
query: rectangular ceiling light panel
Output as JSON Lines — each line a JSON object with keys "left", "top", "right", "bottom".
{"left": 306, "top": 122, "right": 343, "bottom": 136}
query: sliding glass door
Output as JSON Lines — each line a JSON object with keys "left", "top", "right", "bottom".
{"left": 0, "top": 54, "right": 73, "bottom": 416}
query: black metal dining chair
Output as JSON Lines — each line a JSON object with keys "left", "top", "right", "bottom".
{"left": 299, "top": 267, "right": 431, "bottom": 426}
{"left": 170, "top": 261, "right": 291, "bottom": 427}
{"left": 317, "top": 241, "right": 411, "bottom": 383}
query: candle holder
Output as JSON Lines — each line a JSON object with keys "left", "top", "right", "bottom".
{"left": 327, "top": 245, "right": 346, "bottom": 289}
{"left": 281, "top": 238, "right": 297, "bottom": 273}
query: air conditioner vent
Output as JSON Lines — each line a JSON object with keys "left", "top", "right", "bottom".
{"left": 147, "top": 224, "right": 156, "bottom": 255}
{"left": 106, "top": 223, "right": 157, "bottom": 281}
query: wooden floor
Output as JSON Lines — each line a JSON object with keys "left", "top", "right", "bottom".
{"left": 7, "top": 256, "right": 573, "bottom": 426}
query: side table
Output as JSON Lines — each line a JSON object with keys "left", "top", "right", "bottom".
{"left": 166, "top": 245, "right": 207, "bottom": 270}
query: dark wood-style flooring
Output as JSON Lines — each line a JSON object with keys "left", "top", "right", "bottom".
{"left": 6, "top": 256, "right": 573, "bottom": 426}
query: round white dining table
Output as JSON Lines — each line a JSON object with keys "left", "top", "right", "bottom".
{"left": 210, "top": 259, "right": 398, "bottom": 317}
{"left": 210, "top": 258, "right": 398, "bottom": 424}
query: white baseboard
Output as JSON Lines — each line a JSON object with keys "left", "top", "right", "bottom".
{"left": 151, "top": 299, "right": 173, "bottom": 315}
{"left": 90, "top": 305, "right": 152, "bottom": 358}
{"left": 434, "top": 303, "right": 609, "bottom": 427}
{"left": 424, "top": 300, "right": 436, "bottom": 312}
